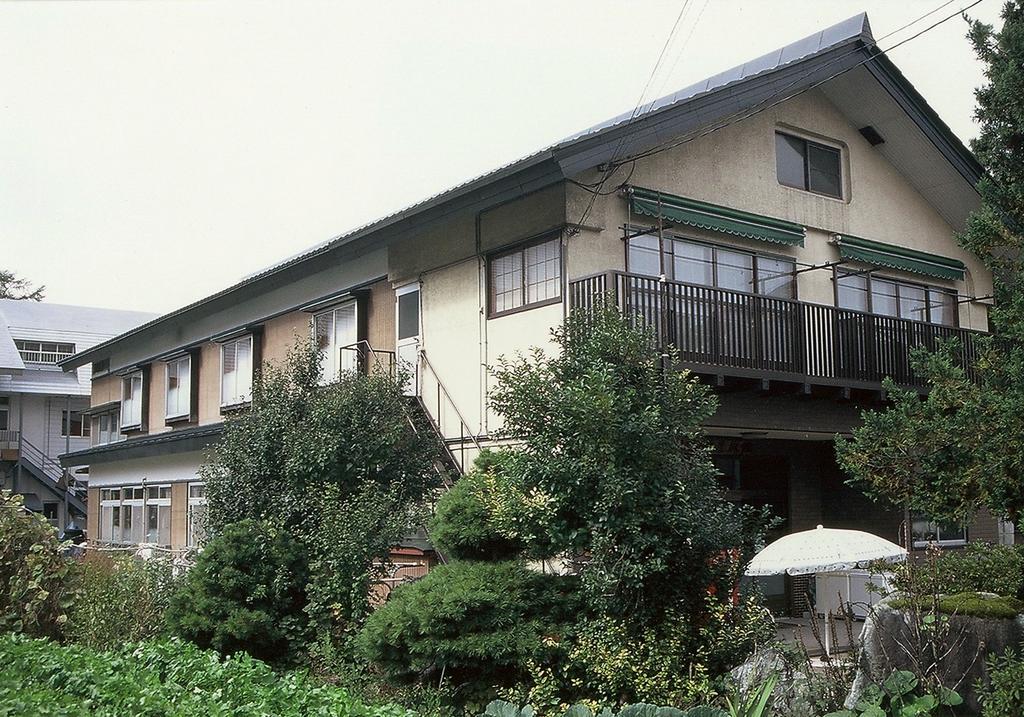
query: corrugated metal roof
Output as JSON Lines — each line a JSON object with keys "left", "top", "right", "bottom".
{"left": 0, "top": 299, "right": 156, "bottom": 342}
{"left": 0, "top": 369, "right": 89, "bottom": 396}
{"left": 0, "top": 321, "right": 24, "bottom": 372}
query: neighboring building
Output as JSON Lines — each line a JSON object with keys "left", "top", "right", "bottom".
{"left": 60, "top": 15, "right": 998, "bottom": 609}
{"left": 0, "top": 299, "right": 156, "bottom": 532}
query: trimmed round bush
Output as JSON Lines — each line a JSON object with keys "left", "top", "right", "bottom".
{"left": 430, "top": 472, "right": 523, "bottom": 561}
{"left": 166, "top": 519, "right": 311, "bottom": 665}
{"left": 357, "top": 560, "right": 579, "bottom": 687}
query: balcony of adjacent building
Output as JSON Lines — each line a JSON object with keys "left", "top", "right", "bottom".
{"left": 568, "top": 270, "right": 986, "bottom": 392}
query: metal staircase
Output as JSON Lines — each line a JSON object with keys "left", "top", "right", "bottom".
{"left": 1, "top": 431, "right": 86, "bottom": 516}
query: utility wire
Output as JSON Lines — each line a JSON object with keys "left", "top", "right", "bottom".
{"left": 616, "top": 0, "right": 984, "bottom": 167}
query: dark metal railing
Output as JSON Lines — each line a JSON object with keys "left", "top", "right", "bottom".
{"left": 570, "top": 271, "right": 985, "bottom": 389}
{"left": 340, "top": 341, "right": 397, "bottom": 377}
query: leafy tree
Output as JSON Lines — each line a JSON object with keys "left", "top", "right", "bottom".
{"left": 0, "top": 491, "right": 75, "bottom": 639}
{"left": 0, "top": 270, "right": 44, "bottom": 301}
{"left": 166, "top": 519, "right": 311, "bottom": 666}
{"left": 201, "top": 343, "right": 443, "bottom": 642}
{"left": 838, "top": 2, "right": 1024, "bottom": 525}
{"left": 487, "top": 304, "right": 770, "bottom": 627}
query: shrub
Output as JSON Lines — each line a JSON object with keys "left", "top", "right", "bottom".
{"left": 978, "top": 648, "right": 1024, "bottom": 717}
{"left": 889, "top": 592, "right": 1024, "bottom": 620}
{"left": 0, "top": 490, "right": 75, "bottom": 639}
{"left": 890, "top": 542, "right": 1024, "bottom": 598}
{"left": 357, "top": 561, "right": 580, "bottom": 690}
{"left": 0, "top": 632, "right": 415, "bottom": 717}
{"left": 67, "top": 552, "right": 177, "bottom": 649}
{"left": 166, "top": 519, "right": 311, "bottom": 665}
{"left": 430, "top": 468, "right": 524, "bottom": 561}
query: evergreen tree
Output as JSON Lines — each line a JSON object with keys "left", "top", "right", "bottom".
{"left": 0, "top": 270, "right": 44, "bottom": 301}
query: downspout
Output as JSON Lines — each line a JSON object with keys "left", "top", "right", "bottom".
{"left": 476, "top": 209, "right": 487, "bottom": 438}
{"left": 64, "top": 394, "right": 71, "bottom": 531}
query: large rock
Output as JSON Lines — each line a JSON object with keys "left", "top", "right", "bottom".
{"left": 849, "top": 596, "right": 1024, "bottom": 713}
{"left": 730, "top": 647, "right": 816, "bottom": 717}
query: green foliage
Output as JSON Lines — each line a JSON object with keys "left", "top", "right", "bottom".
{"left": 723, "top": 674, "right": 775, "bottom": 717}
{"left": 202, "top": 342, "right": 443, "bottom": 640}
{"left": 0, "top": 490, "right": 75, "bottom": 639}
{"left": 357, "top": 561, "right": 579, "bottom": 690}
{"left": 166, "top": 519, "right": 311, "bottom": 666}
{"left": 488, "top": 303, "right": 771, "bottom": 625}
{"left": 0, "top": 632, "right": 415, "bottom": 717}
{"left": 431, "top": 459, "right": 525, "bottom": 561}
{"left": 888, "top": 542, "right": 1024, "bottom": 599}
{"left": 977, "top": 648, "right": 1024, "bottom": 717}
{"left": 824, "top": 670, "right": 962, "bottom": 717}
{"left": 889, "top": 592, "right": 1024, "bottom": 620}
{"left": 480, "top": 700, "right": 722, "bottom": 717}
{"left": 564, "top": 595, "right": 774, "bottom": 708}
{"left": 67, "top": 552, "right": 178, "bottom": 649}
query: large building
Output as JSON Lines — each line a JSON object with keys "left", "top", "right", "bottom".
{"left": 59, "top": 15, "right": 999, "bottom": 609}
{"left": 0, "top": 299, "right": 155, "bottom": 531}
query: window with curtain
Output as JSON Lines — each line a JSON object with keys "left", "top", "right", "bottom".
{"left": 120, "top": 372, "right": 143, "bottom": 429}
{"left": 313, "top": 302, "right": 359, "bottom": 383}
{"left": 187, "top": 483, "right": 207, "bottom": 547}
{"left": 220, "top": 336, "right": 253, "bottom": 407}
{"left": 165, "top": 356, "right": 191, "bottom": 419}
{"left": 489, "top": 236, "right": 562, "bottom": 315}
{"left": 628, "top": 235, "right": 796, "bottom": 298}
{"left": 835, "top": 272, "right": 957, "bottom": 326}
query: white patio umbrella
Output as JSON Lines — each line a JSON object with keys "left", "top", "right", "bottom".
{"left": 745, "top": 524, "right": 906, "bottom": 576}
{"left": 745, "top": 525, "right": 907, "bottom": 655}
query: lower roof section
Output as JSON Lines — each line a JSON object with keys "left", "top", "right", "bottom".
{"left": 60, "top": 423, "right": 223, "bottom": 468}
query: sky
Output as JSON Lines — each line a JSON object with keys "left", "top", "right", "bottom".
{"left": 0, "top": 0, "right": 1005, "bottom": 314}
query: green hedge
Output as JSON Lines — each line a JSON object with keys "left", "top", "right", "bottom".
{"left": 0, "top": 633, "right": 413, "bottom": 717}
{"left": 889, "top": 592, "right": 1024, "bottom": 619}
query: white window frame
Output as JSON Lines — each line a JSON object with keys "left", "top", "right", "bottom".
{"left": 120, "top": 372, "right": 144, "bottom": 430}
{"left": 99, "top": 484, "right": 172, "bottom": 546}
{"left": 220, "top": 335, "right": 254, "bottom": 408}
{"left": 99, "top": 488, "right": 123, "bottom": 545}
{"left": 187, "top": 482, "right": 207, "bottom": 548}
{"left": 911, "top": 515, "right": 968, "bottom": 549}
{"left": 93, "top": 409, "right": 122, "bottom": 446}
{"left": 60, "top": 409, "right": 90, "bottom": 438}
{"left": 312, "top": 302, "right": 359, "bottom": 383}
{"left": 145, "top": 485, "right": 172, "bottom": 546}
{"left": 165, "top": 355, "right": 192, "bottom": 420}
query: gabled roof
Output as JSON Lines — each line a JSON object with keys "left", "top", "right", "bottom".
{"left": 0, "top": 299, "right": 156, "bottom": 341}
{"left": 62, "top": 12, "right": 983, "bottom": 370}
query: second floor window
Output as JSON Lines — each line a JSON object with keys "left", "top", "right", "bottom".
{"left": 489, "top": 236, "right": 562, "bottom": 316}
{"left": 628, "top": 235, "right": 796, "bottom": 299}
{"left": 165, "top": 356, "right": 191, "bottom": 420}
{"left": 836, "top": 272, "right": 957, "bottom": 326}
{"left": 61, "top": 410, "right": 90, "bottom": 438}
{"left": 121, "top": 372, "right": 143, "bottom": 429}
{"left": 94, "top": 409, "right": 121, "bottom": 446}
{"left": 775, "top": 131, "right": 842, "bottom": 199}
{"left": 14, "top": 340, "right": 75, "bottom": 364}
{"left": 313, "top": 303, "right": 358, "bottom": 382}
{"left": 221, "top": 336, "right": 253, "bottom": 407}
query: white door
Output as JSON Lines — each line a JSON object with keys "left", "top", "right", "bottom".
{"left": 396, "top": 284, "right": 420, "bottom": 395}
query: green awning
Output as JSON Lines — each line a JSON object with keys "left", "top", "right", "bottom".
{"left": 837, "top": 235, "right": 966, "bottom": 281}
{"left": 628, "top": 187, "right": 805, "bottom": 247}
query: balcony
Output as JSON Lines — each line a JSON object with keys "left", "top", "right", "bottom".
{"left": 569, "top": 271, "right": 985, "bottom": 390}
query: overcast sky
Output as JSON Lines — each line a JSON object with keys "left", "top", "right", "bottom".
{"left": 0, "top": 0, "right": 1004, "bottom": 314}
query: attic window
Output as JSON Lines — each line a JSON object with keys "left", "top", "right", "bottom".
{"left": 775, "top": 131, "right": 842, "bottom": 199}
{"left": 14, "top": 340, "right": 75, "bottom": 364}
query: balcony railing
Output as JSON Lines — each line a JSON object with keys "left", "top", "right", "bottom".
{"left": 569, "top": 271, "right": 985, "bottom": 389}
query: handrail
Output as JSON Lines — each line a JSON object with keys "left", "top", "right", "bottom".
{"left": 340, "top": 341, "right": 397, "bottom": 375}
{"left": 570, "top": 271, "right": 986, "bottom": 388}
{"left": 418, "top": 349, "right": 483, "bottom": 453}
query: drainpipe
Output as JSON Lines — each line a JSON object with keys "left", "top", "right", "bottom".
{"left": 64, "top": 394, "right": 70, "bottom": 531}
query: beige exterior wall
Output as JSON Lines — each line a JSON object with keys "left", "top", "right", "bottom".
{"left": 262, "top": 311, "right": 310, "bottom": 368}
{"left": 170, "top": 481, "right": 188, "bottom": 550}
{"left": 566, "top": 89, "right": 991, "bottom": 331}
{"left": 197, "top": 342, "right": 222, "bottom": 426}
{"left": 90, "top": 374, "right": 120, "bottom": 407}
{"left": 147, "top": 362, "right": 168, "bottom": 435}
{"left": 366, "top": 279, "right": 397, "bottom": 355}
{"left": 86, "top": 486, "right": 99, "bottom": 538}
